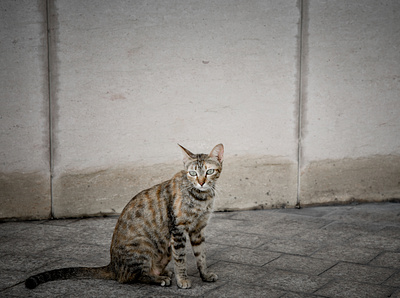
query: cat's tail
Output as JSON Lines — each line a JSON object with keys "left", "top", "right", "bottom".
{"left": 25, "top": 264, "right": 114, "bottom": 289}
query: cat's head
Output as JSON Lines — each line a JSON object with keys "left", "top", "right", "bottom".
{"left": 179, "top": 144, "right": 224, "bottom": 192}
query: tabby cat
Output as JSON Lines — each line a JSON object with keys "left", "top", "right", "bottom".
{"left": 25, "top": 144, "right": 224, "bottom": 289}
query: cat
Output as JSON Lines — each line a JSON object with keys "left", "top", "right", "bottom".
{"left": 25, "top": 143, "right": 224, "bottom": 290}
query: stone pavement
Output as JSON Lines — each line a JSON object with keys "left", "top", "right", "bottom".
{"left": 0, "top": 202, "right": 399, "bottom": 297}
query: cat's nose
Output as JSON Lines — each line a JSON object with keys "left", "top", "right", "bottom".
{"left": 198, "top": 177, "right": 206, "bottom": 186}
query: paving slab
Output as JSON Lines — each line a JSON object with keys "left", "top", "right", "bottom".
{"left": 263, "top": 254, "right": 336, "bottom": 276}
{"left": 321, "top": 221, "right": 383, "bottom": 234}
{"left": 378, "top": 225, "right": 400, "bottom": 239}
{"left": 292, "top": 228, "right": 353, "bottom": 245}
{"left": 0, "top": 202, "right": 399, "bottom": 297}
{"left": 350, "top": 234, "right": 400, "bottom": 251}
{"left": 207, "top": 231, "right": 271, "bottom": 249}
{"left": 211, "top": 246, "right": 281, "bottom": 266}
{"left": 259, "top": 238, "right": 322, "bottom": 256}
{"left": 385, "top": 272, "right": 400, "bottom": 288}
{"left": 205, "top": 283, "right": 285, "bottom": 298}
{"left": 369, "top": 252, "right": 400, "bottom": 268}
{"left": 261, "top": 269, "right": 330, "bottom": 294}
{"left": 324, "top": 203, "right": 400, "bottom": 226}
{"left": 314, "top": 280, "right": 394, "bottom": 298}
{"left": 207, "top": 261, "right": 274, "bottom": 286}
{"left": 320, "top": 262, "right": 396, "bottom": 285}
{"left": 311, "top": 244, "right": 381, "bottom": 264}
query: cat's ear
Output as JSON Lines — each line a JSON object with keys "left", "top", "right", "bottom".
{"left": 178, "top": 144, "right": 196, "bottom": 163}
{"left": 209, "top": 143, "right": 224, "bottom": 163}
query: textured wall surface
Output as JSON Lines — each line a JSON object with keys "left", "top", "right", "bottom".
{"left": 299, "top": 0, "right": 400, "bottom": 205}
{"left": 0, "top": 0, "right": 51, "bottom": 219}
{"left": 1, "top": 1, "right": 399, "bottom": 220}
{"left": 50, "top": 0, "right": 300, "bottom": 217}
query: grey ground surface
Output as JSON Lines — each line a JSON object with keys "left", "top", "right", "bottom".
{"left": 1, "top": 202, "right": 399, "bottom": 297}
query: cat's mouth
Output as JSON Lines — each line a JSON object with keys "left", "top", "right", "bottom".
{"left": 196, "top": 183, "right": 214, "bottom": 192}
{"left": 197, "top": 185, "right": 208, "bottom": 191}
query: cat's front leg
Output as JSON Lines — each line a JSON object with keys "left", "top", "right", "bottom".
{"left": 171, "top": 230, "right": 191, "bottom": 289}
{"left": 189, "top": 229, "right": 218, "bottom": 282}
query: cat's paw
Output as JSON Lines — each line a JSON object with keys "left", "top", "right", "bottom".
{"left": 160, "top": 276, "right": 172, "bottom": 287}
{"left": 163, "top": 270, "right": 173, "bottom": 278}
{"left": 201, "top": 272, "right": 218, "bottom": 282}
{"left": 177, "top": 278, "right": 192, "bottom": 289}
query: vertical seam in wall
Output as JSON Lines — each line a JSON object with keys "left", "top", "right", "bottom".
{"left": 296, "top": 0, "right": 305, "bottom": 205}
{"left": 46, "top": 0, "right": 54, "bottom": 218}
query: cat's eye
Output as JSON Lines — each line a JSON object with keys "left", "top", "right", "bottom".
{"left": 206, "top": 169, "right": 215, "bottom": 175}
{"left": 189, "top": 171, "right": 197, "bottom": 177}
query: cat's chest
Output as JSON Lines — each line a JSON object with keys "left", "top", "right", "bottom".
{"left": 177, "top": 200, "right": 212, "bottom": 229}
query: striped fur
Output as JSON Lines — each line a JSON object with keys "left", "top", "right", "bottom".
{"left": 25, "top": 144, "right": 223, "bottom": 289}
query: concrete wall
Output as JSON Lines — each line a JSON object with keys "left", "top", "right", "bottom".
{"left": 299, "top": 0, "right": 400, "bottom": 205}
{"left": 1, "top": 0, "right": 399, "bottom": 220}
{"left": 0, "top": 0, "right": 51, "bottom": 219}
